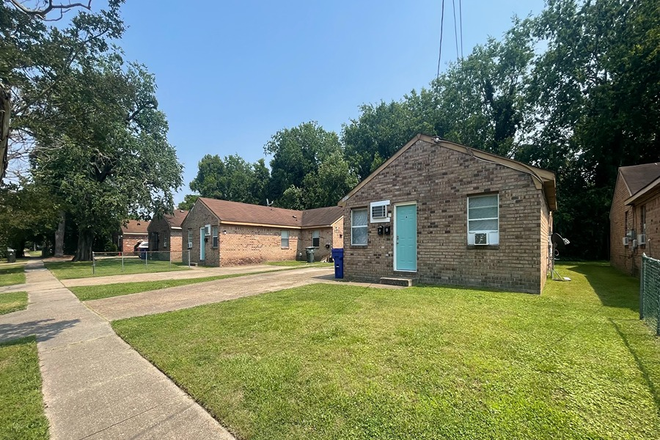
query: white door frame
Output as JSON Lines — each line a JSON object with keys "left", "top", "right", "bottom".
{"left": 393, "top": 202, "right": 417, "bottom": 272}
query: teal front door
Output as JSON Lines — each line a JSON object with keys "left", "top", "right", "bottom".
{"left": 395, "top": 204, "right": 417, "bottom": 271}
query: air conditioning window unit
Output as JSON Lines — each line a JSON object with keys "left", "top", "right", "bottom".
{"left": 638, "top": 234, "right": 647, "bottom": 245}
{"left": 622, "top": 237, "right": 630, "bottom": 246}
{"left": 474, "top": 232, "right": 488, "bottom": 245}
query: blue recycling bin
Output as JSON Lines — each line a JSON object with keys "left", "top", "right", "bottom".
{"left": 331, "top": 248, "right": 344, "bottom": 279}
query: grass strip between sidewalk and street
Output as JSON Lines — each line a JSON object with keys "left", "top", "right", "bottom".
{"left": 114, "top": 262, "right": 660, "bottom": 440}
{"left": 0, "top": 337, "right": 49, "bottom": 440}
{"left": 45, "top": 259, "right": 189, "bottom": 280}
{"left": 0, "top": 264, "right": 26, "bottom": 287}
{"left": 0, "top": 291, "right": 28, "bottom": 315}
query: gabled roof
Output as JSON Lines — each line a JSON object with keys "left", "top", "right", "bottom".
{"left": 625, "top": 174, "right": 660, "bottom": 206}
{"left": 164, "top": 210, "right": 188, "bottom": 229}
{"left": 619, "top": 163, "right": 660, "bottom": 197}
{"left": 340, "top": 134, "right": 557, "bottom": 211}
{"left": 199, "top": 198, "right": 302, "bottom": 228}
{"left": 121, "top": 220, "right": 150, "bottom": 235}
{"left": 302, "top": 206, "right": 343, "bottom": 228}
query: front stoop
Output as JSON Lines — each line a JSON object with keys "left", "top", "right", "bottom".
{"left": 380, "top": 277, "right": 413, "bottom": 287}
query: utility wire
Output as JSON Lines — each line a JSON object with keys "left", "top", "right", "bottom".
{"left": 436, "top": 0, "right": 445, "bottom": 78}
{"left": 452, "top": 0, "right": 459, "bottom": 61}
{"left": 459, "top": 0, "right": 464, "bottom": 59}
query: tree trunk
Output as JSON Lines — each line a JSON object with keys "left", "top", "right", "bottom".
{"left": 74, "top": 228, "right": 94, "bottom": 261}
{"left": 54, "top": 211, "right": 65, "bottom": 257}
{"left": 0, "top": 83, "right": 10, "bottom": 180}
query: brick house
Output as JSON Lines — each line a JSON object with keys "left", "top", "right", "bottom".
{"left": 181, "top": 197, "right": 343, "bottom": 266}
{"left": 610, "top": 163, "right": 660, "bottom": 276}
{"left": 339, "top": 134, "right": 557, "bottom": 294}
{"left": 119, "top": 220, "right": 150, "bottom": 252}
{"left": 147, "top": 209, "right": 189, "bottom": 257}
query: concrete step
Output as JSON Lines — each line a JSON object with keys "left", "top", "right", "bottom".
{"left": 380, "top": 277, "right": 413, "bottom": 287}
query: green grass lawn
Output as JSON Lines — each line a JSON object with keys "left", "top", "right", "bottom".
{"left": 0, "top": 337, "right": 49, "bottom": 440}
{"left": 0, "top": 263, "right": 26, "bottom": 287}
{"left": 45, "top": 258, "right": 189, "bottom": 280}
{"left": 0, "top": 292, "right": 28, "bottom": 315}
{"left": 113, "top": 262, "right": 660, "bottom": 440}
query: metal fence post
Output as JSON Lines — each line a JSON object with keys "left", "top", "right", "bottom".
{"left": 122, "top": 252, "right": 125, "bottom": 272}
{"left": 640, "top": 253, "right": 645, "bottom": 320}
{"left": 92, "top": 252, "right": 95, "bottom": 275}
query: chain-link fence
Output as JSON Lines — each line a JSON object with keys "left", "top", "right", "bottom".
{"left": 92, "top": 251, "right": 191, "bottom": 276}
{"left": 640, "top": 253, "right": 660, "bottom": 336}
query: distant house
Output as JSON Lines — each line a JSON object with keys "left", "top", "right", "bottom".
{"left": 181, "top": 197, "right": 343, "bottom": 266}
{"left": 119, "top": 220, "right": 150, "bottom": 252}
{"left": 610, "top": 163, "right": 660, "bottom": 276}
{"left": 147, "top": 210, "right": 189, "bottom": 256}
{"left": 339, "top": 134, "right": 557, "bottom": 294}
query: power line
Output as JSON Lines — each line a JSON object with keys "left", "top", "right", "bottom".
{"left": 459, "top": 0, "right": 464, "bottom": 59}
{"left": 436, "top": 0, "right": 445, "bottom": 78}
{"left": 452, "top": 0, "right": 459, "bottom": 61}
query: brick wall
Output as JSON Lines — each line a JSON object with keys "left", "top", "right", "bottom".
{"left": 299, "top": 227, "right": 335, "bottom": 261}
{"left": 342, "top": 140, "right": 549, "bottom": 294}
{"left": 120, "top": 234, "right": 148, "bottom": 253}
{"left": 181, "top": 201, "right": 219, "bottom": 267}
{"left": 220, "top": 225, "right": 299, "bottom": 265}
{"left": 612, "top": 176, "right": 660, "bottom": 275}
{"left": 332, "top": 218, "right": 344, "bottom": 250}
{"left": 610, "top": 173, "right": 632, "bottom": 274}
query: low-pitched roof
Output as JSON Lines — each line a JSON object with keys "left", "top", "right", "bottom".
{"left": 302, "top": 206, "right": 344, "bottom": 228}
{"left": 164, "top": 210, "right": 188, "bottom": 229}
{"left": 340, "top": 134, "right": 557, "bottom": 211}
{"left": 199, "top": 198, "right": 302, "bottom": 228}
{"left": 619, "top": 163, "right": 660, "bottom": 197}
{"left": 121, "top": 220, "right": 150, "bottom": 235}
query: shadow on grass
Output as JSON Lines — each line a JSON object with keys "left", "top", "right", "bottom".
{"left": 0, "top": 319, "right": 79, "bottom": 344}
{"left": 568, "top": 262, "right": 640, "bottom": 312}
{"left": 609, "top": 318, "right": 660, "bottom": 412}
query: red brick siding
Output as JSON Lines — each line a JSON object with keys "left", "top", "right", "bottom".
{"left": 120, "top": 234, "right": 148, "bottom": 253}
{"left": 219, "top": 225, "right": 299, "bottom": 265}
{"left": 342, "top": 140, "right": 549, "bottom": 294}
{"left": 181, "top": 201, "right": 219, "bottom": 267}
{"left": 610, "top": 173, "right": 635, "bottom": 274}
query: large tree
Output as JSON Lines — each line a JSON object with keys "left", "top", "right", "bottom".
{"left": 264, "top": 121, "right": 343, "bottom": 205}
{"left": 31, "top": 61, "right": 182, "bottom": 260}
{"left": 190, "top": 155, "right": 270, "bottom": 205}
{"left": 0, "top": 0, "right": 124, "bottom": 180}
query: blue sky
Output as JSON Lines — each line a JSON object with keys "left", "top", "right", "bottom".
{"left": 114, "top": 0, "right": 546, "bottom": 203}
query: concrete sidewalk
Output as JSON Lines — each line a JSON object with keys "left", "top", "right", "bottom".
{"left": 0, "top": 261, "right": 235, "bottom": 440}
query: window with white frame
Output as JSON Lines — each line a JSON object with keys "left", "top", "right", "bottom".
{"left": 370, "top": 200, "right": 390, "bottom": 223}
{"left": 351, "top": 208, "right": 368, "bottom": 245}
{"left": 467, "top": 194, "right": 499, "bottom": 245}
{"left": 187, "top": 229, "right": 193, "bottom": 249}
{"left": 163, "top": 236, "right": 168, "bottom": 249}
{"left": 312, "top": 230, "right": 320, "bottom": 247}
{"left": 212, "top": 226, "right": 219, "bottom": 248}
{"left": 281, "top": 230, "right": 289, "bottom": 248}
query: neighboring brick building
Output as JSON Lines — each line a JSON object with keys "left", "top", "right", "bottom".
{"left": 181, "top": 198, "right": 343, "bottom": 266}
{"left": 119, "top": 220, "right": 150, "bottom": 252}
{"left": 339, "top": 134, "right": 557, "bottom": 294}
{"left": 610, "top": 163, "right": 660, "bottom": 276}
{"left": 147, "top": 209, "right": 188, "bottom": 258}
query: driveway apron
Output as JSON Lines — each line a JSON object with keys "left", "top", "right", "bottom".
{"left": 0, "top": 260, "right": 235, "bottom": 440}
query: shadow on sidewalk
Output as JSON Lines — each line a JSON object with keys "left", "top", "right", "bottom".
{"left": 0, "top": 318, "right": 79, "bottom": 344}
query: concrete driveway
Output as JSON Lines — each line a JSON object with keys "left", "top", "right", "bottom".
{"left": 85, "top": 266, "right": 337, "bottom": 320}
